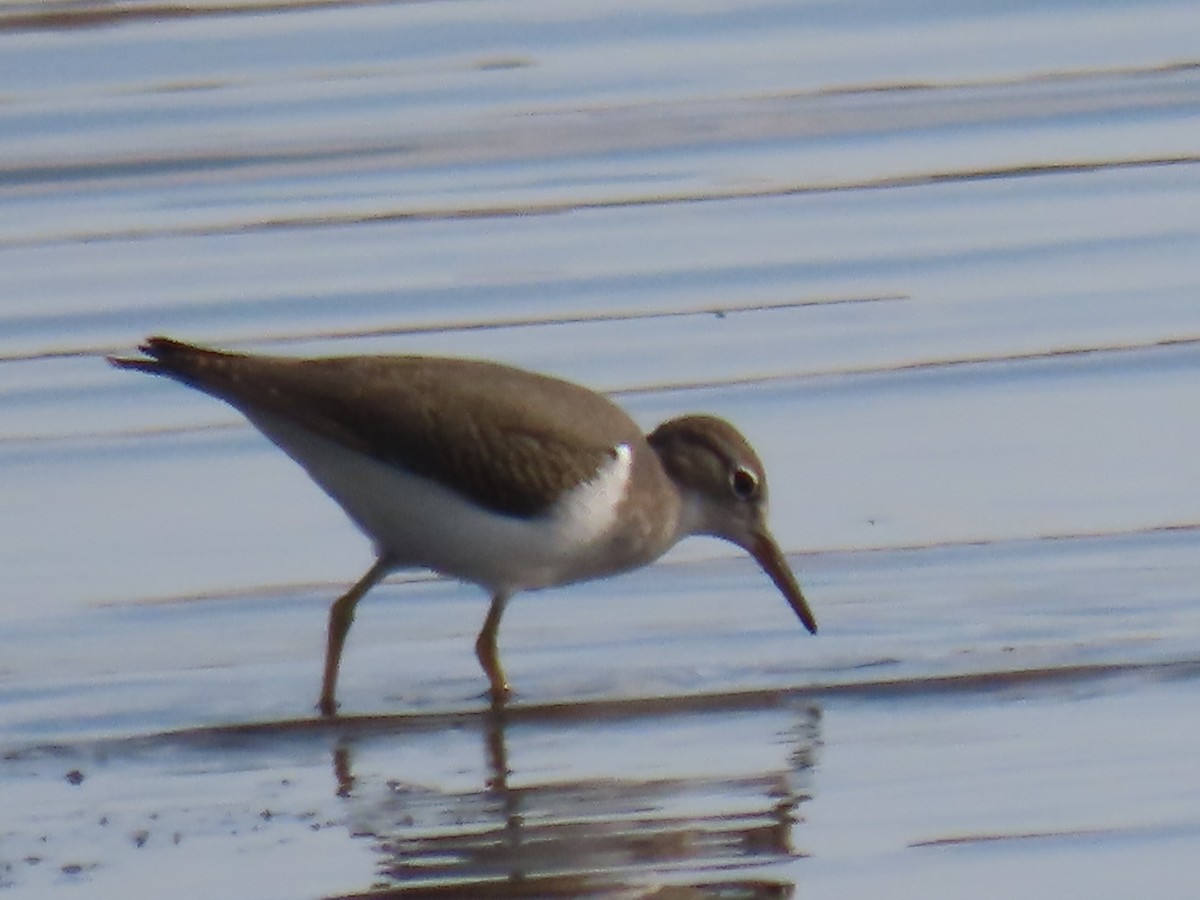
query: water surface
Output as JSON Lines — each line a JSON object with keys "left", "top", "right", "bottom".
{"left": 2, "top": 0, "right": 1199, "bottom": 896}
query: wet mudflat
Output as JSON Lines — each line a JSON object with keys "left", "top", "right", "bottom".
{"left": 3, "top": 0, "right": 1200, "bottom": 896}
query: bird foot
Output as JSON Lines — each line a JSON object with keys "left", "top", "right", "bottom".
{"left": 486, "top": 684, "right": 512, "bottom": 708}
{"left": 317, "top": 696, "right": 339, "bottom": 718}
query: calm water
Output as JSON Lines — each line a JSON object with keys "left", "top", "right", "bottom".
{"left": 2, "top": 0, "right": 1200, "bottom": 897}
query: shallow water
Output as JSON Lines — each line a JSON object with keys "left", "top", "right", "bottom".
{"left": 3, "top": 0, "right": 1200, "bottom": 896}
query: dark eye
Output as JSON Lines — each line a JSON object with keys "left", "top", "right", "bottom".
{"left": 730, "top": 466, "right": 759, "bottom": 500}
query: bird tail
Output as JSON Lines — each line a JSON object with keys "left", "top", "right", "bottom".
{"left": 107, "top": 336, "right": 229, "bottom": 382}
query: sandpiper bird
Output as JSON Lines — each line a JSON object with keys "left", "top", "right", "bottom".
{"left": 110, "top": 337, "right": 817, "bottom": 716}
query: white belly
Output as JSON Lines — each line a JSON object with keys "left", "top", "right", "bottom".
{"left": 249, "top": 412, "right": 638, "bottom": 593}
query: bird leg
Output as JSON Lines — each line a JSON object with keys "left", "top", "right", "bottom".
{"left": 475, "top": 592, "right": 512, "bottom": 704}
{"left": 318, "top": 557, "right": 392, "bottom": 717}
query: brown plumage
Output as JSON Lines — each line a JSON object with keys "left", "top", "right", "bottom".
{"left": 110, "top": 337, "right": 817, "bottom": 715}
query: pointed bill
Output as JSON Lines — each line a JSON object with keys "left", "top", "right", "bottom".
{"left": 749, "top": 531, "right": 818, "bottom": 634}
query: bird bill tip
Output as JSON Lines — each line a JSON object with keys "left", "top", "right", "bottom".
{"left": 748, "top": 531, "right": 818, "bottom": 635}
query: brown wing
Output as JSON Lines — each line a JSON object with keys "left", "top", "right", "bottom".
{"left": 112, "top": 338, "right": 641, "bottom": 518}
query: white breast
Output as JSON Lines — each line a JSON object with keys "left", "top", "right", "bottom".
{"left": 247, "top": 412, "right": 636, "bottom": 593}
{"left": 548, "top": 442, "right": 633, "bottom": 546}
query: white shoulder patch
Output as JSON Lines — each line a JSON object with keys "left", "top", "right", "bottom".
{"left": 551, "top": 442, "right": 634, "bottom": 548}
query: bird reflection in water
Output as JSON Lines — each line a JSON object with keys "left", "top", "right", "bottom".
{"left": 325, "top": 698, "right": 821, "bottom": 899}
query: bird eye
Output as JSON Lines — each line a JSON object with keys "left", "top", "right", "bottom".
{"left": 730, "top": 466, "right": 759, "bottom": 500}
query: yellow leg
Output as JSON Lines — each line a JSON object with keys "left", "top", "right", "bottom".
{"left": 475, "top": 592, "right": 512, "bottom": 704}
{"left": 318, "top": 558, "right": 392, "bottom": 717}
